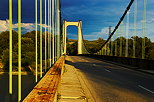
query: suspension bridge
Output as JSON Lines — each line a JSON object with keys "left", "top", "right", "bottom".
{"left": 0, "top": 0, "right": 154, "bottom": 101}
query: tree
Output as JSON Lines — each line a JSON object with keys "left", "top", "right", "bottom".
{"left": 0, "top": 30, "right": 18, "bottom": 58}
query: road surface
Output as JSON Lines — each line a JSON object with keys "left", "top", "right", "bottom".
{"left": 66, "top": 56, "right": 154, "bottom": 102}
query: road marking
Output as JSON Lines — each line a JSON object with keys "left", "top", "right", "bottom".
{"left": 85, "top": 60, "right": 89, "bottom": 62}
{"left": 61, "top": 96, "right": 86, "bottom": 99}
{"left": 138, "top": 85, "right": 154, "bottom": 94}
{"left": 104, "top": 69, "right": 111, "bottom": 72}
{"left": 79, "top": 58, "right": 89, "bottom": 62}
{"left": 93, "top": 64, "right": 96, "bottom": 66}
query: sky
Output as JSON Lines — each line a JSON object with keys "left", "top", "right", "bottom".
{"left": 0, "top": 0, "right": 154, "bottom": 41}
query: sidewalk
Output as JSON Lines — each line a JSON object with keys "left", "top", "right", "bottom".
{"left": 58, "top": 63, "right": 87, "bottom": 102}
{"left": 58, "top": 58, "right": 95, "bottom": 102}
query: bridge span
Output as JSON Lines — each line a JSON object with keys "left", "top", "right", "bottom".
{"left": 23, "top": 55, "right": 154, "bottom": 102}
{"left": 61, "top": 56, "right": 154, "bottom": 102}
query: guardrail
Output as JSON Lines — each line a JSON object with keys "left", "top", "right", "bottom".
{"left": 82, "top": 54, "right": 154, "bottom": 70}
{"left": 23, "top": 56, "right": 65, "bottom": 102}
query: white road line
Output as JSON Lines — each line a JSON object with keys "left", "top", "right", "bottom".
{"left": 93, "top": 64, "right": 96, "bottom": 66}
{"left": 80, "top": 58, "right": 89, "bottom": 62}
{"left": 138, "top": 85, "right": 154, "bottom": 94}
{"left": 105, "top": 69, "right": 111, "bottom": 72}
{"left": 85, "top": 60, "right": 89, "bottom": 62}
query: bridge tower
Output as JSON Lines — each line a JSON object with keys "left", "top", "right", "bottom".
{"left": 63, "top": 20, "right": 83, "bottom": 55}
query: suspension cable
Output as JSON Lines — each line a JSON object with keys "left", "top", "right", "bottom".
{"left": 35, "top": 0, "right": 38, "bottom": 82}
{"left": 96, "top": 0, "right": 134, "bottom": 52}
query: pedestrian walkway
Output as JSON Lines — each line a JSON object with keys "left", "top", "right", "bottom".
{"left": 58, "top": 57, "right": 95, "bottom": 102}
{"left": 58, "top": 63, "right": 87, "bottom": 102}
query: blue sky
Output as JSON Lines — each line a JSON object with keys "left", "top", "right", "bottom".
{"left": 0, "top": 0, "right": 154, "bottom": 41}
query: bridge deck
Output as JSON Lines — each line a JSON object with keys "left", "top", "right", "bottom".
{"left": 23, "top": 56, "right": 65, "bottom": 102}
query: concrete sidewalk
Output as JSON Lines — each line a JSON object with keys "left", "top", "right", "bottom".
{"left": 58, "top": 58, "right": 95, "bottom": 102}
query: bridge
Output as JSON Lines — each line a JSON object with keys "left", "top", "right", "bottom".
{"left": 0, "top": 0, "right": 154, "bottom": 101}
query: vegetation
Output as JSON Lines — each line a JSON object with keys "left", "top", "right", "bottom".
{"left": 67, "top": 36, "right": 154, "bottom": 60}
{"left": 0, "top": 30, "right": 51, "bottom": 72}
{"left": 0, "top": 30, "right": 154, "bottom": 71}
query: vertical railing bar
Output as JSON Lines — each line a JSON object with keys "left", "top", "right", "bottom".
{"left": 18, "top": 0, "right": 22, "bottom": 101}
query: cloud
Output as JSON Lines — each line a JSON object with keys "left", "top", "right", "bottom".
{"left": 83, "top": 20, "right": 154, "bottom": 42}
{"left": 0, "top": 20, "right": 49, "bottom": 33}
{"left": 83, "top": 27, "right": 113, "bottom": 40}
{"left": 0, "top": 20, "right": 9, "bottom": 31}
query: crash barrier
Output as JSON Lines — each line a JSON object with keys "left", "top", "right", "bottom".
{"left": 82, "top": 54, "right": 154, "bottom": 70}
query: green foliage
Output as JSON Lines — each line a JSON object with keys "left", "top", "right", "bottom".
{"left": 0, "top": 30, "right": 154, "bottom": 72}
{"left": 2, "top": 49, "right": 18, "bottom": 71}
{"left": 67, "top": 41, "right": 77, "bottom": 55}
{"left": 0, "top": 30, "right": 52, "bottom": 71}
{"left": 0, "top": 31, "right": 18, "bottom": 58}
{"left": 67, "top": 36, "right": 154, "bottom": 60}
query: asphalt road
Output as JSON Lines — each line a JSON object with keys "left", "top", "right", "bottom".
{"left": 66, "top": 56, "right": 154, "bottom": 102}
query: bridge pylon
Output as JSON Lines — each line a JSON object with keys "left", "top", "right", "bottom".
{"left": 63, "top": 20, "right": 83, "bottom": 55}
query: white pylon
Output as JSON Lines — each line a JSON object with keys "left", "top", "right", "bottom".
{"left": 63, "top": 20, "right": 83, "bottom": 55}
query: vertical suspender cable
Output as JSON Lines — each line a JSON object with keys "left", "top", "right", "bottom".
{"left": 125, "top": 11, "right": 129, "bottom": 57}
{"left": 57, "top": 0, "right": 60, "bottom": 59}
{"left": 110, "top": 27, "right": 113, "bottom": 56}
{"left": 18, "top": 0, "right": 21, "bottom": 101}
{"left": 52, "top": 0, "right": 55, "bottom": 64}
{"left": 50, "top": 0, "right": 52, "bottom": 66}
{"left": 48, "top": 0, "right": 50, "bottom": 68}
{"left": 54, "top": 0, "right": 57, "bottom": 61}
{"left": 35, "top": 0, "right": 38, "bottom": 82}
{"left": 111, "top": 37, "right": 113, "bottom": 56}
{"left": 142, "top": 0, "right": 146, "bottom": 59}
{"left": 115, "top": 30, "right": 118, "bottom": 56}
{"left": 120, "top": 22, "right": 123, "bottom": 56}
{"left": 133, "top": 0, "right": 137, "bottom": 58}
{"left": 9, "top": 0, "right": 13, "bottom": 99}
{"left": 48, "top": 0, "right": 51, "bottom": 67}
{"left": 40, "top": 0, "right": 43, "bottom": 78}
{"left": 45, "top": 0, "right": 47, "bottom": 72}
